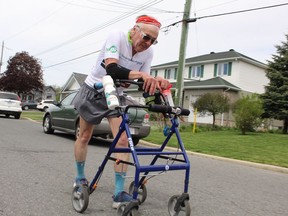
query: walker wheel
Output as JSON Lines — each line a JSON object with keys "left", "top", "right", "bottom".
{"left": 128, "top": 181, "right": 147, "bottom": 204}
{"left": 71, "top": 184, "right": 89, "bottom": 213}
{"left": 168, "top": 194, "right": 191, "bottom": 216}
{"left": 117, "top": 200, "right": 139, "bottom": 216}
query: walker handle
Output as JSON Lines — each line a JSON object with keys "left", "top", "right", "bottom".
{"left": 148, "top": 104, "right": 190, "bottom": 116}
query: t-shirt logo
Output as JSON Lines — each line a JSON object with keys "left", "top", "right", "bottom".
{"left": 106, "top": 45, "right": 117, "bottom": 53}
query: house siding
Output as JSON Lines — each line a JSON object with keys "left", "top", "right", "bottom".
{"left": 236, "top": 61, "right": 268, "bottom": 94}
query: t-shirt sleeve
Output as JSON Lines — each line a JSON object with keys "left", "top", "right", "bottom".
{"left": 104, "top": 31, "right": 121, "bottom": 60}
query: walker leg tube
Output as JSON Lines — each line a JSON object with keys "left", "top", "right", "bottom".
{"left": 184, "top": 166, "right": 190, "bottom": 193}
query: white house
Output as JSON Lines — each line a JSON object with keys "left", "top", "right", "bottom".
{"left": 148, "top": 49, "right": 269, "bottom": 126}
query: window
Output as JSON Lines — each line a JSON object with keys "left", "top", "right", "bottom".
{"left": 189, "top": 65, "right": 204, "bottom": 78}
{"left": 150, "top": 70, "right": 158, "bottom": 77}
{"left": 214, "top": 62, "right": 232, "bottom": 77}
{"left": 164, "top": 68, "right": 177, "bottom": 79}
{"left": 62, "top": 92, "right": 77, "bottom": 106}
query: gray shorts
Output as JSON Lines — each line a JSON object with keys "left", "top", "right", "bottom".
{"left": 73, "top": 83, "right": 138, "bottom": 124}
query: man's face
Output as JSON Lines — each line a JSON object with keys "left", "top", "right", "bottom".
{"left": 132, "top": 24, "right": 159, "bottom": 52}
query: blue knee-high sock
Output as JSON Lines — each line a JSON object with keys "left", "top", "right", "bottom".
{"left": 75, "top": 161, "right": 85, "bottom": 180}
{"left": 114, "top": 172, "right": 126, "bottom": 196}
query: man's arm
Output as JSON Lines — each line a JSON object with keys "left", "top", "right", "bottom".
{"left": 105, "top": 58, "right": 170, "bottom": 95}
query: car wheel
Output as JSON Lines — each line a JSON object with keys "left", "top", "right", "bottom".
{"left": 23, "top": 106, "right": 29, "bottom": 110}
{"left": 43, "top": 114, "right": 54, "bottom": 134}
{"left": 75, "top": 121, "right": 80, "bottom": 140}
{"left": 14, "top": 114, "right": 21, "bottom": 119}
{"left": 5, "top": 114, "right": 9, "bottom": 118}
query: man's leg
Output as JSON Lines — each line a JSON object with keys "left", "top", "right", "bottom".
{"left": 74, "top": 117, "right": 95, "bottom": 185}
{"left": 108, "top": 117, "right": 131, "bottom": 208}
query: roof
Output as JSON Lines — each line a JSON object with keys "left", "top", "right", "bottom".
{"left": 61, "top": 72, "right": 87, "bottom": 92}
{"left": 152, "top": 49, "right": 266, "bottom": 68}
{"left": 184, "top": 77, "right": 241, "bottom": 91}
{"left": 125, "top": 77, "right": 240, "bottom": 92}
{"left": 43, "top": 85, "right": 55, "bottom": 92}
{"left": 73, "top": 72, "right": 87, "bottom": 86}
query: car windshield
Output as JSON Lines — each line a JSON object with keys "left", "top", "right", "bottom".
{"left": 0, "top": 93, "right": 18, "bottom": 100}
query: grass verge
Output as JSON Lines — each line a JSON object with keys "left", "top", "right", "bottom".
{"left": 21, "top": 111, "right": 44, "bottom": 121}
{"left": 144, "top": 126, "right": 288, "bottom": 168}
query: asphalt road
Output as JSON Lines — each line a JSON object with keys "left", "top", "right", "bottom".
{"left": 0, "top": 116, "right": 287, "bottom": 216}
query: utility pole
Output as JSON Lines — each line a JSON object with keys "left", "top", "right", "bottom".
{"left": 175, "top": 0, "right": 193, "bottom": 106}
{"left": 0, "top": 41, "right": 4, "bottom": 73}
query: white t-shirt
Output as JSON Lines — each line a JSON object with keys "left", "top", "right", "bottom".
{"left": 85, "top": 30, "right": 154, "bottom": 93}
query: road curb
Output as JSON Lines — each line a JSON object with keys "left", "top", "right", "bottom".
{"left": 139, "top": 140, "right": 288, "bottom": 174}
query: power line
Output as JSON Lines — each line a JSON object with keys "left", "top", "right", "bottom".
{"left": 4, "top": 1, "right": 72, "bottom": 41}
{"left": 197, "top": 2, "right": 288, "bottom": 20}
{"left": 36, "top": 0, "right": 164, "bottom": 56}
{"left": 163, "top": 2, "right": 288, "bottom": 31}
{"left": 44, "top": 50, "right": 100, "bottom": 68}
{"left": 44, "top": 2, "right": 288, "bottom": 69}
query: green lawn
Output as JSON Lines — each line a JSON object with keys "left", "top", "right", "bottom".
{"left": 21, "top": 112, "right": 287, "bottom": 168}
{"left": 21, "top": 111, "right": 44, "bottom": 121}
{"left": 144, "top": 126, "right": 288, "bottom": 168}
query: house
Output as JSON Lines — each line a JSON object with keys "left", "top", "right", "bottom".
{"left": 21, "top": 86, "right": 56, "bottom": 102}
{"left": 60, "top": 49, "right": 270, "bottom": 127}
{"left": 60, "top": 72, "right": 87, "bottom": 100}
{"left": 148, "top": 49, "right": 268, "bottom": 126}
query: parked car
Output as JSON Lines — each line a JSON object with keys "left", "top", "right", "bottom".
{"left": 37, "top": 99, "right": 57, "bottom": 111}
{"left": 42, "top": 91, "right": 150, "bottom": 145}
{"left": 0, "top": 91, "right": 22, "bottom": 119}
{"left": 22, "top": 100, "right": 38, "bottom": 110}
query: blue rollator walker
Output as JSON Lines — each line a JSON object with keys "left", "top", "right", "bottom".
{"left": 71, "top": 79, "right": 191, "bottom": 216}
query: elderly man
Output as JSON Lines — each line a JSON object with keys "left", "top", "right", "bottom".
{"left": 73, "top": 15, "right": 170, "bottom": 208}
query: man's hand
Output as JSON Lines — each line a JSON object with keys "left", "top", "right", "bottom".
{"left": 141, "top": 74, "right": 171, "bottom": 95}
{"left": 155, "top": 76, "right": 170, "bottom": 91}
{"left": 141, "top": 73, "right": 160, "bottom": 95}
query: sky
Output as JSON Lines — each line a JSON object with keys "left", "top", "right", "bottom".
{"left": 0, "top": 0, "right": 288, "bottom": 87}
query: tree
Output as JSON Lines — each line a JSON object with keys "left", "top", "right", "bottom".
{"left": 194, "top": 92, "right": 229, "bottom": 127}
{"left": 0, "top": 51, "right": 44, "bottom": 94}
{"left": 52, "top": 85, "right": 62, "bottom": 102}
{"left": 261, "top": 34, "right": 288, "bottom": 134}
{"left": 233, "top": 94, "right": 263, "bottom": 135}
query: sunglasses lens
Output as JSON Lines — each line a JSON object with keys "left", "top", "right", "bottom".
{"left": 143, "top": 35, "right": 150, "bottom": 41}
{"left": 139, "top": 29, "right": 157, "bottom": 45}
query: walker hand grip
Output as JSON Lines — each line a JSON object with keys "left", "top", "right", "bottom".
{"left": 148, "top": 104, "right": 190, "bottom": 116}
{"left": 180, "top": 108, "right": 190, "bottom": 116}
{"left": 148, "top": 104, "right": 171, "bottom": 113}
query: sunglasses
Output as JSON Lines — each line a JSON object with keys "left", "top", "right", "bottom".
{"left": 138, "top": 29, "right": 158, "bottom": 45}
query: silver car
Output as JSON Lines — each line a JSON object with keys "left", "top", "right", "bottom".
{"left": 0, "top": 91, "right": 22, "bottom": 119}
{"left": 42, "top": 91, "right": 150, "bottom": 145}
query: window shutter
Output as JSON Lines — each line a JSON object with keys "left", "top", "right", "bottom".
{"left": 228, "top": 62, "right": 232, "bottom": 76}
{"left": 200, "top": 65, "right": 204, "bottom": 78}
{"left": 189, "top": 66, "right": 192, "bottom": 78}
{"left": 164, "top": 69, "right": 167, "bottom": 79}
{"left": 174, "top": 68, "right": 177, "bottom": 79}
{"left": 214, "top": 64, "right": 218, "bottom": 77}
